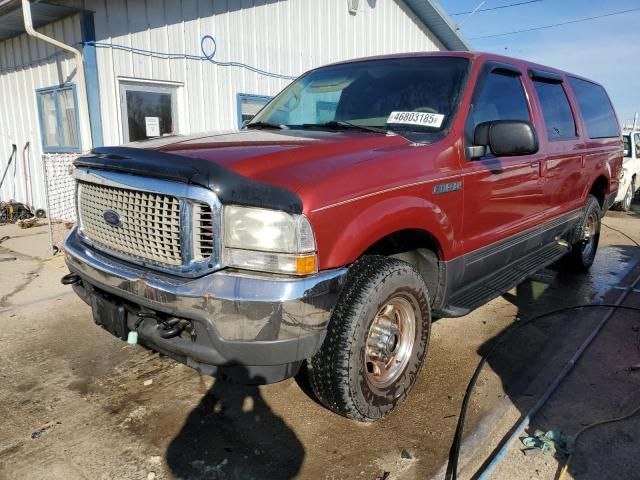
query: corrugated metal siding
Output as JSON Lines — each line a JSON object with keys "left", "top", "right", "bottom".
{"left": 0, "top": 15, "right": 82, "bottom": 209}
{"left": 88, "top": 0, "right": 445, "bottom": 146}
{"left": 0, "top": 0, "right": 446, "bottom": 208}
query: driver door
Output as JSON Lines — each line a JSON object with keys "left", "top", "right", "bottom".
{"left": 461, "top": 63, "right": 546, "bottom": 282}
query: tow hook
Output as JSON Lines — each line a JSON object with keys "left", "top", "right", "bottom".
{"left": 60, "top": 273, "right": 81, "bottom": 285}
{"left": 159, "top": 317, "right": 195, "bottom": 340}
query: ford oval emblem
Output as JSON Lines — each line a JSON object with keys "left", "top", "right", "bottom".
{"left": 103, "top": 210, "right": 122, "bottom": 227}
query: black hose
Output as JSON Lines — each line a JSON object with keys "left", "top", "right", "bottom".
{"left": 602, "top": 222, "right": 640, "bottom": 247}
{"left": 445, "top": 303, "right": 640, "bottom": 480}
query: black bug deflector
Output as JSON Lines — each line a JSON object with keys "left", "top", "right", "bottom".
{"left": 74, "top": 146, "right": 303, "bottom": 214}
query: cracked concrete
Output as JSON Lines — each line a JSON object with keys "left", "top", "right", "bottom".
{"left": 0, "top": 223, "right": 69, "bottom": 309}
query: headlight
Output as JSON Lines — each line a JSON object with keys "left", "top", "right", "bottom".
{"left": 223, "top": 205, "right": 317, "bottom": 275}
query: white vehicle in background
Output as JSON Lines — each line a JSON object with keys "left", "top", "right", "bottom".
{"left": 617, "top": 130, "right": 640, "bottom": 211}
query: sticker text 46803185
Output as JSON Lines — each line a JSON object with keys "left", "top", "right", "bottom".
{"left": 386, "top": 111, "right": 445, "bottom": 128}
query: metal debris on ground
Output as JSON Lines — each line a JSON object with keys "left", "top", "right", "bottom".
{"left": 521, "top": 430, "right": 571, "bottom": 457}
{"left": 17, "top": 217, "right": 37, "bottom": 229}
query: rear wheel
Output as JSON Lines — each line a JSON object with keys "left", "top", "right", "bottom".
{"left": 563, "top": 195, "right": 601, "bottom": 272}
{"left": 307, "top": 256, "right": 431, "bottom": 421}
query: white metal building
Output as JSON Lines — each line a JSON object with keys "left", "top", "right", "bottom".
{"left": 0, "top": 0, "right": 468, "bottom": 213}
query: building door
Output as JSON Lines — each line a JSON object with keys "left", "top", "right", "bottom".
{"left": 119, "top": 82, "right": 178, "bottom": 143}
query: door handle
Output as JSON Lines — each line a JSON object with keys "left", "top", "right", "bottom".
{"left": 529, "top": 161, "right": 538, "bottom": 168}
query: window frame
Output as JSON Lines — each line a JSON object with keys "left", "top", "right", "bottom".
{"left": 464, "top": 61, "right": 533, "bottom": 160}
{"left": 530, "top": 77, "right": 578, "bottom": 142}
{"left": 36, "top": 83, "right": 82, "bottom": 153}
{"left": 119, "top": 80, "right": 179, "bottom": 143}
{"left": 237, "top": 93, "right": 272, "bottom": 128}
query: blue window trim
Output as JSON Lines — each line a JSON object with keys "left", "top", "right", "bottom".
{"left": 236, "top": 93, "right": 272, "bottom": 128}
{"left": 36, "top": 83, "right": 82, "bottom": 153}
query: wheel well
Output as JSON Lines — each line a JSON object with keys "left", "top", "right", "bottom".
{"left": 589, "top": 176, "right": 608, "bottom": 207}
{"left": 363, "top": 229, "right": 442, "bottom": 304}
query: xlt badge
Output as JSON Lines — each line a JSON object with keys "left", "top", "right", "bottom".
{"left": 433, "top": 181, "right": 462, "bottom": 195}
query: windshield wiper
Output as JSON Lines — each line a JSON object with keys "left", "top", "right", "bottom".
{"left": 245, "top": 121, "right": 285, "bottom": 130}
{"left": 301, "top": 121, "right": 387, "bottom": 134}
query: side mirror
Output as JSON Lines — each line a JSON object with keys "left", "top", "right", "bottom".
{"left": 470, "top": 120, "right": 539, "bottom": 158}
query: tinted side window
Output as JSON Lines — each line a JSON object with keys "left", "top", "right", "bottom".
{"left": 533, "top": 80, "right": 577, "bottom": 140}
{"left": 568, "top": 77, "right": 619, "bottom": 138}
{"left": 472, "top": 71, "right": 530, "bottom": 129}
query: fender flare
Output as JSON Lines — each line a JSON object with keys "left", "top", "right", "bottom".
{"left": 319, "top": 195, "right": 455, "bottom": 267}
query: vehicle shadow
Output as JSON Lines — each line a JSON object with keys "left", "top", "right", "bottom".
{"left": 471, "top": 244, "right": 640, "bottom": 479}
{"left": 166, "top": 365, "right": 305, "bottom": 480}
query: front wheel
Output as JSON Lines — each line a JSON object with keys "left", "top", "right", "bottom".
{"left": 307, "top": 256, "right": 431, "bottom": 421}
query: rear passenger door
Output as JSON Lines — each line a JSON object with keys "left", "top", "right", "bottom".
{"left": 462, "top": 63, "right": 545, "bottom": 256}
{"left": 529, "top": 70, "right": 582, "bottom": 216}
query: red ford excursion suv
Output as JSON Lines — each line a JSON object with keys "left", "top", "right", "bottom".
{"left": 64, "top": 52, "right": 622, "bottom": 421}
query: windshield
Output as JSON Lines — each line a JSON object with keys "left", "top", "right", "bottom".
{"left": 249, "top": 56, "right": 470, "bottom": 141}
{"left": 623, "top": 135, "right": 631, "bottom": 157}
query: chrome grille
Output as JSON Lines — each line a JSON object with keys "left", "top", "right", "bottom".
{"left": 78, "top": 182, "right": 182, "bottom": 265}
{"left": 193, "top": 202, "right": 214, "bottom": 260}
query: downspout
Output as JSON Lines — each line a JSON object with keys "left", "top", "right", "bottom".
{"left": 21, "top": 0, "right": 92, "bottom": 151}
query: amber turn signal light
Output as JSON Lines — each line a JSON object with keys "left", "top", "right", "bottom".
{"left": 296, "top": 255, "right": 317, "bottom": 275}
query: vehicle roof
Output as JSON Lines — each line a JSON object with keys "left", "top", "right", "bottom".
{"left": 323, "top": 51, "right": 604, "bottom": 88}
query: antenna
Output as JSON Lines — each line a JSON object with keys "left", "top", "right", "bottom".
{"left": 456, "top": 1, "right": 487, "bottom": 30}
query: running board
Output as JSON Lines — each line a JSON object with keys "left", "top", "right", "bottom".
{"left": 442, "top": 242, "right": 570, "bottom": 317}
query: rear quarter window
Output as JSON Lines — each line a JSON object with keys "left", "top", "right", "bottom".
{"left": 568, "top": 77, "right": 619, "bottom": 139}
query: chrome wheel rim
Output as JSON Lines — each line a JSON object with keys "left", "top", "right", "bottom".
{"left": 582, "top": 211, "right": 598, "bottom": 260}
{"left": 624, "top": 185, "right": 632, "bottom": 210}
{"left": 365, "top": 296, "right": 416, "bottom": 387}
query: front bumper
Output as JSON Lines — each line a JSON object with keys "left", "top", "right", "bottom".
{"left": 64, "top": 228, "right": 347, "bottom": 382}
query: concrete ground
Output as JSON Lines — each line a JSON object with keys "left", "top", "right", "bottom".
{"left": 0, "top": 202, "right": 639, "bottom": 480}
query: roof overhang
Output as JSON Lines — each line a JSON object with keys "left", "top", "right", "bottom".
{"left": 404, "top": 0, "right": 470, "bottom": 51}
{"left": 0, "top": 1, "right": 81, "bottom": 42}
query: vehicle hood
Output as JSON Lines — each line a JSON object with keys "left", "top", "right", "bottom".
{"left": 128, "top": 129, "right": 424, "bottom": 211}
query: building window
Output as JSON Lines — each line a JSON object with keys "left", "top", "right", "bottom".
{"left": 119, "top": 81, "right": 179, "bottom": 143}
{"left": 237, "top": 94, "right": 272, "bottom": 127}
{"left": 36, "top": 84, "right": 81, "bottom": 153}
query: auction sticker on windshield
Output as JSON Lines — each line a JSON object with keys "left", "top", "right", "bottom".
{"left": 387, "top": 111, "right": 445, "bottom": 128}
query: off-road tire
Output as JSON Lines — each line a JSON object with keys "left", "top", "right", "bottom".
{"left": 563, "top": 194, "right": 601, "bottom": 272}
{"left": 307, "top": 255, "right": 431, "bottom": 421}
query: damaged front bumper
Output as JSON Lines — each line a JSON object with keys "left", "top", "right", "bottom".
{"left": 64, "top": 228, "right": 347, "bottom": 383}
